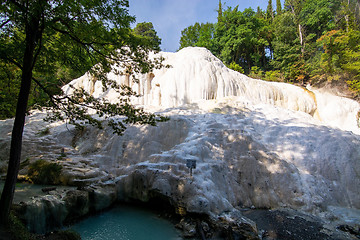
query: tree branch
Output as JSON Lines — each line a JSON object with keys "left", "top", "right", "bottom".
{"left": 50, "top": 25, "right": 130, "bottom": 63}
{"left": 2, "top": 54, "right": 60, "bottom": 108}
{"left": 0, "top": 19, "right": 11, "bottom": 29}
{"left": 8, "top": 0, "right": 26, "bottom": 12}
{"left": 31, "top": 77, "right": 60, "bottom": 107}
{"left": 32, "top": 21, "right": 45, "bottom": 70}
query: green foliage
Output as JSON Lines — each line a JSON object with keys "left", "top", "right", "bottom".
{"left": 267, "top": 0, "right": 274, "bottom": 20}
{"left": 133, "top": 22, "right": 162, "bottom": 51}
{"left": 0, "top": 0, "right": 169, "bottom": 132}
{"left": 218, "top": 0, "right": 223, "bottom": 22}
{"left": 27, "top": 159, "right": 62, "bottom": 185}
{"left": 0, "top": 63, "right": 21, "bottom": 119}
{"left": 342, "top": 30, "right": 360, "bottom": 75}
{"left": 176, "top": 0, "right": 359, "bottom": 93}
{"left": 300, "top": 0, "right": 340, "bottom": 39}
{"left": 270, "top": 12, "right": 300, "bottom": 74}
{"left": 276, "top": 0, "right": 282, "bottom": 15}
{"left": 179, "top": 22, "right": 215, "bottom": 50}
{"left": 265, "top": 70, "right": 282, "bottom": 81}
{"left": 249, "top": 66, "right": 264, "bottom": 79}
{"left": 314, "top": 29, "right": 360, "bottom": 95}
{"left": 0, "top": 0, "right": 171, "bottom": 226}
{"left": 287, "top": 58, "right": 310, "bottom": 84}
{"left": 37, "top": 127, "right": 50, "bottom": 136}
{"left": 213, "top": 7, "right": 270, "bottom": 73}
{"left": 8, "top": 211, "right": 35, "bottom": 240}
{"left": 228, "top": 62, "right": 244, "bottom": 73}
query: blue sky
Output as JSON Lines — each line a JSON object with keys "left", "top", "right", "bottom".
{"left": 129, "top": 0, "right": 283, "bottom": 52}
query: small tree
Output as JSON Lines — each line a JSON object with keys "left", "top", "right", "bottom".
{"left": 267, "top": 0, "right": 275, "bottom": 20}
{"left": 276, "top": 0, "right": 282, "bottom": 15}
{"left": 178, "top": 22, "right": 215, "bottom": 51}
{"left": 133, "top": 22, "right": 162, "bottom": 51}
{"left": 0, "top": 0, "right": 167, "bottom": 226}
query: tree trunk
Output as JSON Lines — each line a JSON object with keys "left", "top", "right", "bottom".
{"left": 299, "top": 24, "right": 305, "bottom": 54}
{"left": 345, "top": 14, "right": 349, "bottom": 32}
{"left": 0, "top": 21, "right": 39, "bottom": 226}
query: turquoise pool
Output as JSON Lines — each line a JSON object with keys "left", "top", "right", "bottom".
{"left": 71, "top": 205, "right": 182, "bottom": 240}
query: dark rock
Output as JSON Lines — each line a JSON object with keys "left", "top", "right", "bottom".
{"left": 88, "top": 185, "right": 116, "bottom": 211}
{"left": 62, "top": 190, "right": 90, "bottom": 223}
{"left": 242, "top": 208, "right": 351, "bottom": 240}
{"left": 337, "top": 224, "right": 360, "bottom": 238}
{"left": 176, "top": 217, "right": 197, "bottom": 238}
{"left": 42, "top": 187, "right": 57, "bottom": 193}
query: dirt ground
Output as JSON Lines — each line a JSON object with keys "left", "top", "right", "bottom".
{"left": 241, "top": 208, "right": 359, "bottom": 240}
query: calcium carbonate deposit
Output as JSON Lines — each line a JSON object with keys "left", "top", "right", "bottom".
{"left": 1, "top": 47, "right": 359, "bottom": 235}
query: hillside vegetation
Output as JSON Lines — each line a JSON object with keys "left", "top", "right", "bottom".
{"left": 179, "top": 0, "right": 360, "bottom": 98}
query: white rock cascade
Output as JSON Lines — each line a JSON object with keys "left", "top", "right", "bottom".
{"left": 1, "top": 47, "right": 360, "bottom": 234}
{"left": 63, "top": 47, "right": 360, "bottom": 134}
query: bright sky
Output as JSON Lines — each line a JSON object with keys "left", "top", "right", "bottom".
{"left": 129, "top": 0, "right": 282, "bottom": 52}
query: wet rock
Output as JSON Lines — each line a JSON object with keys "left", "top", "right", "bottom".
{"left": 176, "top": 217, "right": 197, "bottom": 238}
{"left": 200, "top": 221, "right": 211, "bottom": 238}
{"left": 89, "top": 185, "right": 116, "bottom": 211}
{"left": 215, "top": 210, "right": 260, "bottom": 240}
{"left": 337, "top": 224, "right": 360, "bottom": 238}
{"left": 14, "top": 185, "right": 117, "bottom": 234}
{"left": 63, "top": 190, "right": 90, "bottom": 223}
{"left": 23, "top": 195, "right": 68, "bottom": 234}
{"left": 42, "top": 187, "right": 57, "bottom": 193}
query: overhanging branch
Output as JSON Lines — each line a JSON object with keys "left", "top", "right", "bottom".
{"left": 0, "top": 19, "right": 11, "bottom": 29}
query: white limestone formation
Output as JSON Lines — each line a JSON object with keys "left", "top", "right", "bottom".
{"left": 63, "top": 47, "right": 359, "bottom": 134}
{"left": 1, "top": 47, "right": 360, "bottom": 234}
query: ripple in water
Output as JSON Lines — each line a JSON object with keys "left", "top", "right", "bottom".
{"left": 71, "top": 205, "right": 182, "bottom": 240}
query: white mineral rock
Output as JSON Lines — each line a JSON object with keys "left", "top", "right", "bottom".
{"left": 1, "top": 47, "right": 359, "bottom": 232}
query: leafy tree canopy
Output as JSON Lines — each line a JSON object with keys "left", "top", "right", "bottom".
{"left": 0, "top": 0, "right": 167, "bottom": 127}
{"left": 0, "top": 0, "right": 167, "bottom": 225}
{"left": 178, "top": 22, "right": 215, "bottom": 51}
{"left": 133, "top": 22, "right": 162, "bottom": 51}
{"left": 179, "top": 0, "right": 360, "bottom": 95}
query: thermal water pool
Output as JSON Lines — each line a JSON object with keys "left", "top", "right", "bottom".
{"left": 70, "top": 204, "right": 182, "bottom": 240}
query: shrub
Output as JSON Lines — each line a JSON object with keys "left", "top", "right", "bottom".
{"left": 8, "top": 211, "right": 35, "bottom": 240}
{"left": 38, "top": 127, "right": 50, "bottom": 136}
{"left": 265, "top": 70, "right": 282, "bottom": 82}
{"left": 249, "top": 66, "right": 264, "bottom": 79}
{"left": 228, "top": 62, "right": 245, "bottom": 73}
{"left": 27, "top": 159, "right": 62, "bottom": 185}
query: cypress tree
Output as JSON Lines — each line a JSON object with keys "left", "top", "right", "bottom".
{"left": 256, "top": 6, "right": 263, "bottom": 18}
{"left": 267, "top": 0, "right": 275, "bottom": 19}
{"left": 276, "top": 0, "right": 282, "bottom": 15}
{"left": 218, "top": 0, "right": 223, "bottom": 23}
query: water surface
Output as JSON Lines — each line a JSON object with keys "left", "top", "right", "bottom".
{"left": 71, "top": 205, "right": 182, "bottom": 240}
{"left": 0, "top": 181, "right": 74, "bottom": 203}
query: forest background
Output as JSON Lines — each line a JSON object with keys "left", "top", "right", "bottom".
{"left": 179, "top": 0, "right": 360, "bottom": 99}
